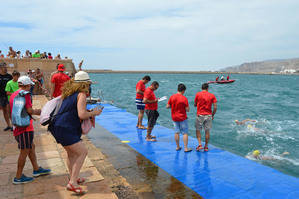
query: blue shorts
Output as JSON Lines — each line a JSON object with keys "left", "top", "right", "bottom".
{"left": 136, "top": 98, "right": 145, "bottom": 110}
{"left": 173, "top": 119, "right": 189, "bottom": 135}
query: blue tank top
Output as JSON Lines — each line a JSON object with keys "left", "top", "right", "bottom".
{"left": 54, "top": 92, "right": 81, "bottom": 132}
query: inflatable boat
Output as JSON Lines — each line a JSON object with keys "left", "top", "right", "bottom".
{"left": 208, "top": 80, "right": 235, "bottom": 84}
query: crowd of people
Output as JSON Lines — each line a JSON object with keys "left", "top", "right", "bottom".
{"left": 135, "top": 76, "right": 217, "bottom": 152}
{"left": 0, "top": 61, "right": 95, "bottom": 194}
{"left": 0, "top": 47, "right": 69, "bottom": 60}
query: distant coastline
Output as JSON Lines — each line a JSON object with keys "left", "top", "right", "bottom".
{"left": 85, "top": 69, "right": 299, "bottom": 75}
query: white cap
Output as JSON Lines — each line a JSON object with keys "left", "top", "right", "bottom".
{"left": 74, "top": 71, "right": 92, "bottom": 83}
{"left": 18, "top": 76, "right": 35, "bottom": 85}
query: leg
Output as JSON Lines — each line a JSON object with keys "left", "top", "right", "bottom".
{"left": 3, "top": 104, "right": 11, "bottom": 127}
{"left": 196, "top": 130, "right": 202, "bottom": 145}
{"left": 204, "top": 130, "right": 210, "bottom": 148}
{"left": 64, "top": 141, "right": 88, "bottom": 186}
{"left": 28, "top": 143, "right": 40, "bottom": 171}
{"left": 16, "top": 149, "right": 30, "bottom": 178}
{"left": 137, "top": 109, "right": 145, "bottom": 127}
{"left": 175, "top": 133, "right": 180, "bottom": 150}
{"left": 183, "top": 134, "right": 189, "bottom": 150}
{"left": 64, "top": 147, "right": 78, "bottom": 176}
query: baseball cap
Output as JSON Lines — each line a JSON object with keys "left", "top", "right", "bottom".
{"left": 0, "top": 62, "right": 7, "bottom": 67}
{"left": 74, "top": 71, "right": 92, "bottom": 83}
{"left": 18, "top": 76, "right": 35, "bottom": 86}
{"left": 57, "top": 64, "right": 65, "bottom": 71}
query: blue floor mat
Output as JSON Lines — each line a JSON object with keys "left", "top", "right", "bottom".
{"left": 88, "top": 103, "right": 299, "bottom": 199}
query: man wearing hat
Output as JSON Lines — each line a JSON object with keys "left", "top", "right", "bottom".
{"left": 50, "top": 64, "right": 70, "bottom": 98}
{"left": 0, "top": 62, "right": 13, "bottom": 131}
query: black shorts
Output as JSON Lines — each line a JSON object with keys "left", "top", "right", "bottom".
{"left": 145, "top": 110, "right": 159, "bottom": 128}
{"left": 15, "top": 131, "right": 34, "bottom": 149}
{"left": 0, "top": 96, "right": 9, "bottom": 107}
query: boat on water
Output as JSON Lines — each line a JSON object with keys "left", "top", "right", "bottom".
{"left": 207, "top": 80, "right": 235, "bottom": 84}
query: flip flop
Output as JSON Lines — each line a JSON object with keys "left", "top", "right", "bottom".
{"left": 196, "top": 145, "right": 203, "bottom": 151}
{"left": 146, "top": 138, "right": 157, "bottom": 142}
{"left": 138, "top": 125, "right": 147, "bottom": 130}
{"left": 176, "top": 147, "right": 182, "bottom": 151}
{"left": 184, "top": 148, "right": 192, "bottom": 152}
{"left": 66, "top": 183, "right": 85, "bottom": 195}
{"left": 204, "top": 147, "right": 209, "bottom": 152}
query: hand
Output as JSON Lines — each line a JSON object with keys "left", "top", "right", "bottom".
{"left": 35, "top": 109, "right": 41, "bottom": 115}
{"left": 92, "top": 107, "right": 102, "bottom": 116}
{"left": 212, "top": 115, "right": 214, "bottom": 120}
{"left": 155, "top": 99, "right": 159, "bottom": 102}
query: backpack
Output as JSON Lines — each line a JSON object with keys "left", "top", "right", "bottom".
{"left": 40, "top": 96, "right": 63, "bottom": 126}
{"left": 11, "top": 90, "right": 31, "bottom": 127}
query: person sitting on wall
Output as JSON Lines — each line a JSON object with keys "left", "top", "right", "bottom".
{"left": 55, "top": 54, "right": 61, "bottom": 59}
{"left": 7, "top": 47, "right": 17, "bottom": 58}
{"left": 48, "top": 53, "right": 53, "bottom": 59}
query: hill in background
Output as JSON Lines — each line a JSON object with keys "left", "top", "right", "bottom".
{"left": 222, "top": 58, "right": 299, "bottom": 73}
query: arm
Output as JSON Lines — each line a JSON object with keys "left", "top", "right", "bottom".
{"left": 166, "top": 104, "right": 170, "bottom": 109}
{"left": 50, "top": 82, "right": 55, "bottom": 98}
{"left": 143, "top": 98, "right": 158, "bottom": 104}
{"left": 186, "top": 106, "right": 190, "bottom": 112}
{"left": 136, "top": 89, "right": 144, "bottom": 95}
{"left": 212, "top": 103, "right": 217, "bottom": 120}
{"left": 77, "top": 92, "right": 102, "bottom": 120}
{"left": 26, "top": 107, "right": 41, "bottom": 115}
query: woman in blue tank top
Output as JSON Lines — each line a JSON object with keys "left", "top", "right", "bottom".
{"left": 51, "top": 71, "right": 102, "bottom": 194}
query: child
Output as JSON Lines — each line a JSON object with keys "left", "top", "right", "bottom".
{"left": 5, "top": 70, "right": 20, "bottom": 101}
{"left": 10, "top": 76, "right": 51, "bottom": 184}
{"left": 166, "top": 84, "right": 192, "bottom": 152}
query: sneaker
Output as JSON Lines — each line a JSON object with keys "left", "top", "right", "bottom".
{"left": 13, "top": 174, "right": 34, "bottom": 184}
{"left": 3, "top": 126, "right": 12, "bottom": 131}
{"left": 33, "top": 167, "right": 51, "bottom": 177}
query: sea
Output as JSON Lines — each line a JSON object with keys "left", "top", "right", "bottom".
{"left": 89, "top": 73, "right": 299, "bottom": 178}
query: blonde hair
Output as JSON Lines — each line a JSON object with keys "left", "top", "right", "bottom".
{"left": 61, "top": 79, "right": 90, "bottom": 99}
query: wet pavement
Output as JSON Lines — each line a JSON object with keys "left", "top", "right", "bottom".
{"left": 88, "top": 125, "right": 202, "bottom": 199}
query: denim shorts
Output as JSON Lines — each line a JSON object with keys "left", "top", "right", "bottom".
{"left": 173, "top": 119, "right": 189, "bottom": 135}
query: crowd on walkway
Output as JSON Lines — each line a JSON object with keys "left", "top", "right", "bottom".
{"left": 0, "top": 60, "right": 96, "bottom": 195}
{"left": 135, "top": 76, "right": 217, "bottom": 153}
{"left": 0, "top": 46, "right": 69, "bottom": 60}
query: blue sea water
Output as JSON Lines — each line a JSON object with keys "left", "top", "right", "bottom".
{"left": 90, "top": 73, "right": 299, "bottom": 177}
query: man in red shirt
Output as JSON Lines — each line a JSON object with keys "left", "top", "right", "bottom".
{"left": 10, "top": 76, "right": 51, "bottom": 184}
{"left": 50, "top": 64, "right": 70, "bottom": 98}
{"left": 143, "top": 81, "right": 159, "bottom": 141}
{"left": 194, "top": 83, "right": 217, "bottom": 152}
{"left": 167, "top": 84, "right": 192, "bottom": 152}
{"left": 136, "top": 75, "right": 151, "bottom": 129}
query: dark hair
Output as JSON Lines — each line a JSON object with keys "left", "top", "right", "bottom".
{"left": 152, "top": 81, "right": 159, "bottom": 87}
{"left": 48, "top": 53, "right": 52, "bottom": 55}
{"left": 56, "top": 64, "right": 59, "bottom": 69}
{"left": 142, "top": 75, "right": 151, "bottom": 81}
{"left": 12, "top": 70, "right": 20, "bottom": 76}
{"left": 178, "top": 83, "right": 186, "bottom": 92}
{"left": 202, "top": 83, "right": 209, "bottom": 90}
{"left": 0, "top": 62, "right": 7, "bottom": 67}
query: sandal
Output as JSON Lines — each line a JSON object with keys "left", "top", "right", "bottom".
{"left": 204, "top": 147, "right": 209, "bottom": 152}
{"left": 196, "top": 145, "right": 203, "bottom": 151}
{"left": 138, "top": 125, "right": 147, "bottom": 130}
{"left": 184, "top": 148, "right": 192, "bottom": 152}
{"left": 146, "top": 138, "right": 157, "bottom": 142}
{"left": 77, "top": 177, "right": 86, "bottom": 184}
{"left": 66, "top": 183, "right": 85, "bottom": 195}
{"left": 176, "top": 147, "right": 182, "bottom": 151}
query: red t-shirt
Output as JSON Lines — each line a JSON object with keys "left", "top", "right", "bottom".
{"left": 10, "top": 89, "right": 34, "bottom": 136}
{"left": 136, "top": 80, "right": 146, "bottom": 99}
{"left": 167, "top": 93, "right": 189, "bottom": 122}
{"left": 51, "top": 72, "right": 70, "bottom": 97}
{"left": 194, "top": 90, "right": 217, "bottom": 115}
{"left": 144, "top": 88, "right": 157, "bottom": 110}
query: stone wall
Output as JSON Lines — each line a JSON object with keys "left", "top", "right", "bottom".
{"left": 0, "top": 58, "right": 76, "bottom": 94}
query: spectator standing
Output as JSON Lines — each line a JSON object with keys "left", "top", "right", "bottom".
{"left": 166, "top": 84, "right": 192, "bottom": 152}
{"left": 0, "top": 62, "right": 13, "bottom": 131}
{"left": 136, "top": 75, "right": 151, "bottom": 129}
{"left": 194, "top": 83, "right": 217, "bottom": 152}
{"left": 10, "top": 76, "right": 51, "bottom": 184}
{"left": 32, "top": 50, "right": 41, "bottom": 58}
{"left": 50, "top": 64, "right": 70, "bottom": 98}
{"left": 0, "top": 50, "right": 4, "bottom": 58}
{"left": 48, "top": 53, "right": 53, "bottom": 59}
{"left": 16, "top": 51, "right": 21, "bottom": 59}
{"left": 55, "top": 54, "right": 61, "bottom": 59}
{"left": 5, "top": 70, "right": 20, "bottom": 100}
{"left": 35, "top": 68, "right": 44, "bottom": 86}
{"left": 49, "top": 71, "right": 102, "bottom": 194}
{"left": 8, "top": 47, "right": 16, "bottom": 58}
{"left": 23, "top": 50, "right": 31, "bottom": 58}
{"left": 143, "top": 81, "right": 159, "bottom": 142}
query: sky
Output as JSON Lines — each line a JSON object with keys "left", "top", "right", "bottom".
{"left": 1, "top": 0, "right": 299, "bottom": 71}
